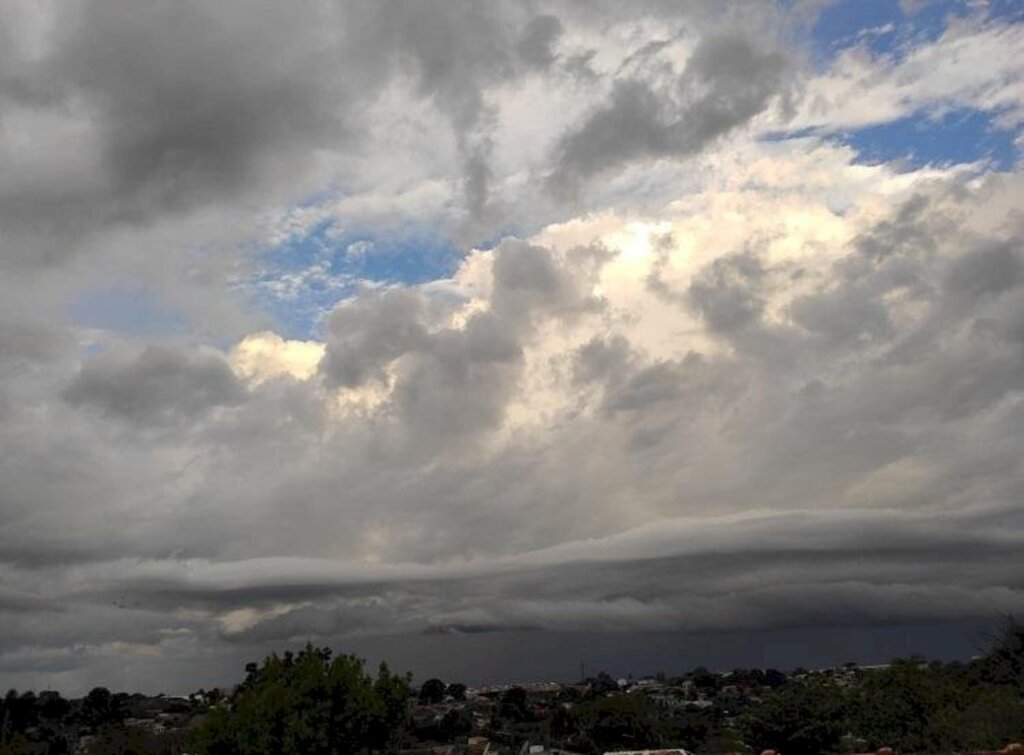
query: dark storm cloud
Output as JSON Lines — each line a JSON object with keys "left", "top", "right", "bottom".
{"left": 4, "top": 179, "right": 1020, "bottom": 689}
{"left": 550, "top": 33, "right": 792, "bottom": 193}
{"left": 0, "top": 0, "right": 1022, "bottom": 695}
{"left": 0, "top": 1, "right": 361, "bottom": 259}
{"left": 64, "top": 345, "right": 245, "bottom": 424}
{"left": 13, "top": 505, "right": 1017, "bottom": 658}
{"left": 56, "top": 2, "right": 349, "bottom": 210}
{"left": 0, "top": 0, "right": 797, "bottom": 268}
{"left": 0, "top": 0, "right": 556, "bottom": 263}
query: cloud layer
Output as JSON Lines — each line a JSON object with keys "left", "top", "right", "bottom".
{"left": 0, "top": 0, "right": 1022, "bottom": 693}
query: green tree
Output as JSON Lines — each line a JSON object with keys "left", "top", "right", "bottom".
{"left": 849, "top": 658, "right": 948, "bottom": 752}
{"left": 445, "top": 683, "right": 467, "bottom": 702}
{"left": 742, "top": 675, "right": 848, "bottom": 755}
{"left": 972, "top": 617, "right": 1024, "bottom": 692}
{"left": 498, "top": 687, "right": 529, "bottom": 723}
{"left": 82, "top": 687, "right": 119, "bottom": 728}
{"left": 417, "top": 678, "right": 445, "bottom": 706}
{"left": 554, "top": 693, "right": 667, "bottom": 751}
{"left": 189, "top": 644, "right": 411, "bottom": 755}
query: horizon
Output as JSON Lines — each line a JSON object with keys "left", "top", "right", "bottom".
{"left": 3, "top": 620, "right": 998, "bottom": 698}
{"left": 1, "top": 0, "right": 1023, "bottom": 700}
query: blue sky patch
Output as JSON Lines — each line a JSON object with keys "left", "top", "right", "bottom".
{"left": 809, "top": 0, "right": 964, "bottom": 65}
{"left": 247, "top": 221, "right": 462, "bottom": 338}
{"left": 838, "top": 107, "right": 1019, "bottom": 170}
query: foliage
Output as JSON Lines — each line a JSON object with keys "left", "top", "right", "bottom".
{"left": 742, "top": 674, "right": 848, "bottom": 755}
{"left": 498, "top": 686, "right": 530, "bottom": 723}
{"left": 2, "top": 619, "right": 1024, "bottom": 755}
{"left": 741, "top": 618, "right": 1024, "bottom": 754}
{"left": 445, "top": 682, "right": 467, "bottom": 702}
{"left": 552, "top": 693, "right": 668, "bottom": 751}
{"left": 417, "top": 678, "right": 445, "bottom": 706}
{"left": 188, "top": 644, "right": 411, "bottom": 755}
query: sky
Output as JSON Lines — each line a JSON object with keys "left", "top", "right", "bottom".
{"left": 0, "top": 0, "right": 1022, "bottom": 696}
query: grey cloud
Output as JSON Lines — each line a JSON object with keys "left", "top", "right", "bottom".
{"left": 550, "top": 81, "right": 669, "bottom": 193}
{"left": 59, "top": 2, "right": 344, "bottom": 206}
{"left": 573, "top": 334, "right": 636, "bottom": 386}
{"left": 16, "top": 506, "right": 1017, "bottom": 656}
{"left": 0, "top": 0, "right": 361, "bottom": 257}
{"left": 6, "top": 183, "right": 1017, "bottom": 684}
{"left": 688, "top": 251, "right": 766, "bottom": 332}
{"left": 680, "top": 33, "right": 792, "bottom": 140}
{"left": 854, "top": 193, "right": 936, "bottom": 262}
{"left": 517, "top": 14, "right": 564, "bottom": 69}
{"left": 391, "top": 314, "right": 523, "bottom": 443}
{"left": 603, "top": 360, "right": 686, "bottom": 414}
{"left": 493, "top": 239, "right": 565, "bottom": 298}
{"left": 944, "top": 240, "right": 1022, "bottom": 302}
{"left": 63, "top": 345, "right": 245, "bottom": 424}
{"left": 0, "top": 320, "right": 70, "bottom": 367}
{"left": 0, "top": 0, "right": 545, "bottom": 264}
{"left": 550, "top": 34, "right": 791, "bottom": 192}
{"left": 343, "top": 0, "right": 536, "bottom": 235}
{"left": 320, "top": 289, "right": 429, "bottom": 389}
{"left": 320, "top": 240, "right": 602, "bottom": 449}
{"left": 791, "top": 283, "right": 893, "bottom": 346}
{"left": 490, "top": 238, "right": 603, "bottom": 318}
{"left": 1, "top": 2, "right": 1023, "bottom": 693}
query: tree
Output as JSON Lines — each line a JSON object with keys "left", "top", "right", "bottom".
{"left": 437, "top": 709, "right": 471, "bottom": 741}
{"left": 37, "top": 691, "right": 69, "bottom": 722}
{"left": 498, "top": 687, "right": 529, "bottom": 722}
{"left": 189, "top": 643, "right": 412, "bottom": 755}
{"left": 83, "top": 687, "right": 118, "bottom": 728}
{"left": 588, "top": 671, "right": 618, "bottom": 697}
{"left": 973, "top": 617, "right": 1024, "bottom": 692}
{"left": 556, "top": 694, "right": 667, "bottom": 751}
{"left": 849, "top": 658, "right": 948, "bottom": 752}
{"left": 418, "top": 678, "right": 445, "bottom": 705}
{"left": 690, "top": 667, "right": 719, "bottom": 694}
{"left": 446, "top": 683, "right": 467, "bottom": 702}
{"left": 742, "top": 675, "right": 848, "bottom": 755}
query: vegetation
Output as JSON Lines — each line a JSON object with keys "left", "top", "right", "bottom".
{"left": 0, "top": 620, "right": 1022, "bottom": 754}
{"left": 189, "top": 644, "right": 411, "bottom": 755}
{"left": 741, "top": 620, "right": 1024, "bottom": 754}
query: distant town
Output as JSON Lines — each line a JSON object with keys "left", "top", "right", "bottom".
{"left": 1, "top": 620, "right": 1022, "bottom": 755}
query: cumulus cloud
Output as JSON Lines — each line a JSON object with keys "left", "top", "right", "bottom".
{"left": 0, "top": 0, "right": 1022, "bottom": 693}
{"left": 549, "top": 33, "right": 792, "bottom": 193}
{"left": 64, "top": 345, "right": 245, "bottom": 424}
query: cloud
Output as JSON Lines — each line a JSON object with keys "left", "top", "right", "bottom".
{"left": 549, "top": 33, "right": 792, "bottom": 193}
{"left": 517, "top": 15, "right": 564, "bottom": 69}
{"left": 0, "top": 0, "right": 1022, "bottom": 693}
{"left": 230, "top": 332, "right": 325, "bottom": 384}
{"left": 792, "top": 13, "right": 1024, "bottom": 132}
{"left": 63, "top": 345, "right": 245, "bottom": 424}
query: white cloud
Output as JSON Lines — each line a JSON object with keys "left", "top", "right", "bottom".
{"left": 0, "top": 0, "right": 1022, "bottom": 691}
{"left": 230, "top": 332, "right": 325, "bottom": 384}
{"left": 792, "top": 15, "right": 1024, "bottom": 131}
